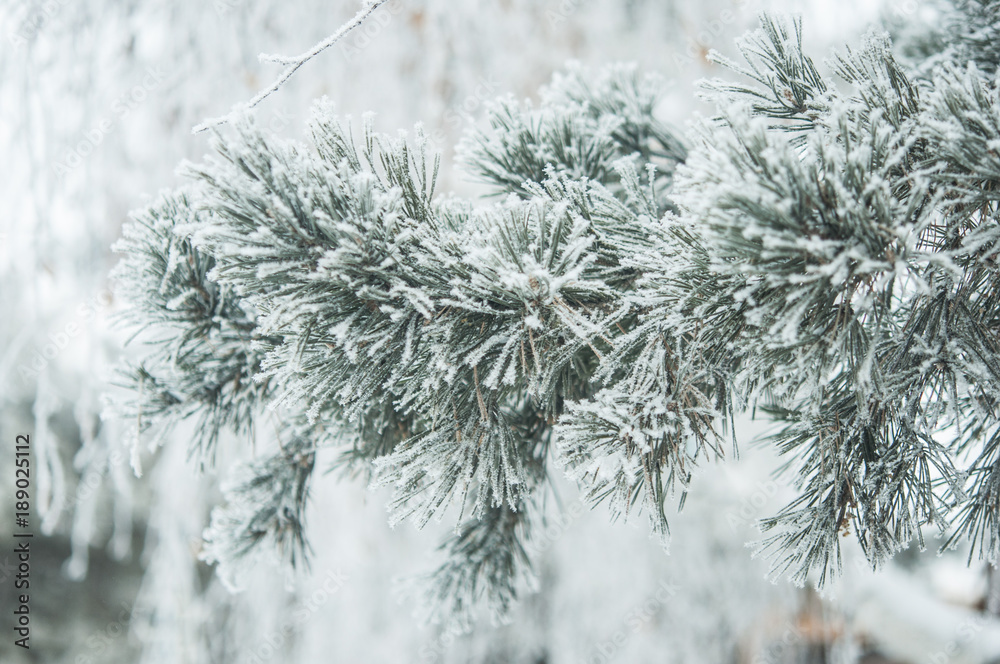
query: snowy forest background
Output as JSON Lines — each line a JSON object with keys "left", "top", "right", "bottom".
{"left": 4, "top": 0, "right": 1000, "bottom": 663}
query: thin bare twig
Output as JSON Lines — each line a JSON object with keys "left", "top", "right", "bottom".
{"left": 193, "top": 0, "right": 392, "bottom": 134}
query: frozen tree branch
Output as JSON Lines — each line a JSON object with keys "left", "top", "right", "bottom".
{"left": 192, "top": 0, "right": 391, "bottom": 134}
{"left": 115, "top": 2, "right": 1000, "bottom": 626}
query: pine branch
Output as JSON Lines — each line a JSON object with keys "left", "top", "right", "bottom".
{"left": 112, "top": 10, "right": 1000, "bottom": 616}
{"left": 201, "top": 428, "right": 319, "bottom": 589}
{"left": 109, "top": 190, "right": 274, "bottom": 466}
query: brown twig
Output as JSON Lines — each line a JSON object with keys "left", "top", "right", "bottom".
{"left": 193, "top": 0, "right": 392, "bottom": 133}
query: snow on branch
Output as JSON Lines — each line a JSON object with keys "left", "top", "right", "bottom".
{"left": 192, "top": 0, "right": 392, "bottom": 134}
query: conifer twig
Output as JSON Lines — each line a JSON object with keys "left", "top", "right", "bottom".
{"left": 193, "top": 0, "right": 392, "bottom": 134}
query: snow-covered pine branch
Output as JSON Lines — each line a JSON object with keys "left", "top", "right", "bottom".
{"left": 111, "top": 2, "right": 1000, "bottom": 623}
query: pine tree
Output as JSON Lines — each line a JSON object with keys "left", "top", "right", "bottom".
{"left": 110, "top": 2, "right": 1000, "bottom": 625}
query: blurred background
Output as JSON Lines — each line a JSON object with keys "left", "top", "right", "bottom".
{"left": 4, "top": 0, "right": 999, "bottom": 662}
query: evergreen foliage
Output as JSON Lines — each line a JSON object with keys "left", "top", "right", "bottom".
{"left": 110, "top": 2, "right": 1000, "bottom": 624}
{"left": 111, "top": 191, "right": 273, "bottom": 466}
